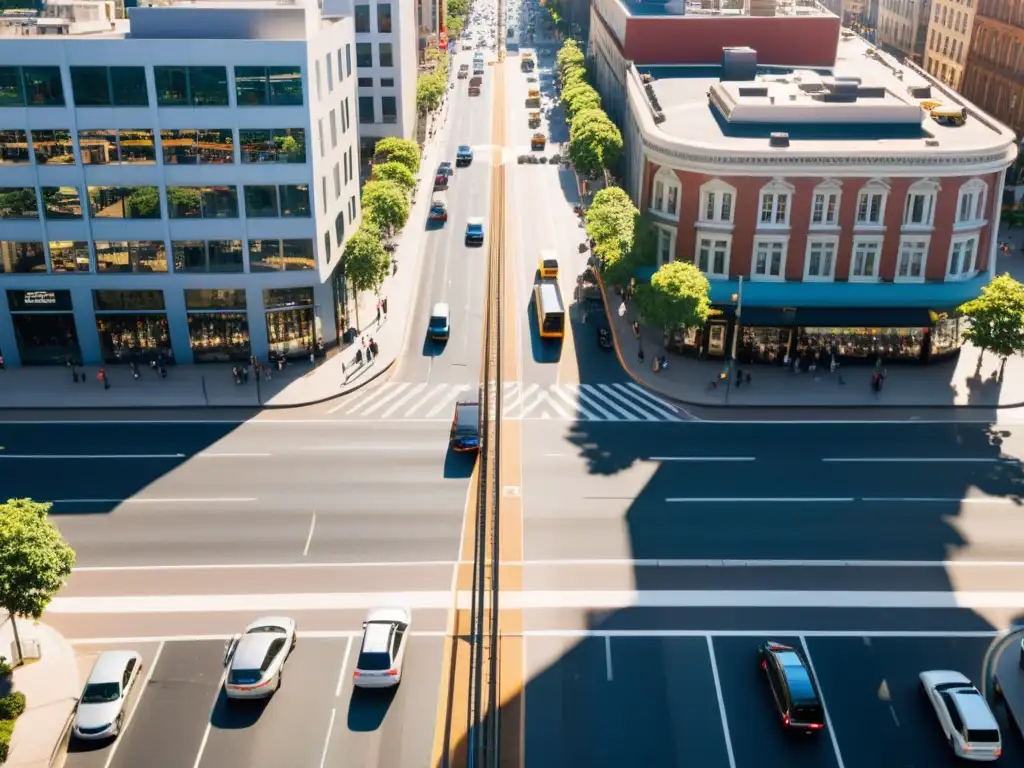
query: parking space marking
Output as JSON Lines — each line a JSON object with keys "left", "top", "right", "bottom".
{"left": 189, "top": 668, "right": 227, "bottom": 768}
{"left": 799, "top": 636, "right": 845, "bottom": 768}
{"left": 604, "top": 636, "right": 612, "bottom": 681}
{"left": 336, "top": 636, "right": 353, "bottom": 696}
{"left": 318, "top": 708, "right": 337, "bottom": 768}
{"left": 102, "top": 640, "right": 164, "bottom": 768}
{"left": 705, "top": 637, "right": 736, "bottom": 768}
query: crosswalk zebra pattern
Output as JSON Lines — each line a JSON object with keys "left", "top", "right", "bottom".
{"left": 327, "top": 381, "right": 685, "bottom": 422}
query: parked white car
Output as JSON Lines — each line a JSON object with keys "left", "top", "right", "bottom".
{"left": 73, "top": 651, "right": 142, "bottom": 741}
{"left": 920, "top": 670, "right": 1002, "bottom": 761}
{"left": 223, "top": 616, "right": 297, "bottom": 699}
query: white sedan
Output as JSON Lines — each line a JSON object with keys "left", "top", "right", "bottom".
{"left": 223, "top": 616, "right": 297, "bottom": 699}
{"left": 920, "top": 670, "right": 1002, "bottom": 761}
{"left": 352, "top": 607, "right": 412, "bottom": 688}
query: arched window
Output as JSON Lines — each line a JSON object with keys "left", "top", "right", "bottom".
{"left": 809, "top": 179, "right": 842, "bottom": 228}
{"left": 649, "top": 166, "right": 680, "bottom": 221}
{"left": 698, "top": 179, "right": 736, "bottom": 225}
{"left": 955, "top": 178, "right": 988, "bottom": 227}
{"left": 757, "top": 178, "right": 794, "bottom": 228}
{"left": 855, "top": 178, "right": 890, "bottom": 228}
{"left": 903, "top": 179, "right": 941, "bottom": 228}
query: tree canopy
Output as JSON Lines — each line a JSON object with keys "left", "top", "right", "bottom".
{"left": 556, "top": 39, "right": 585, "bottom": 79}
{"left": 633, "top": 261, "right": 712, "bottom": 333}
{"left": 0, "top": 499, "right": 75, "bottom": 659}
{"left": 417, "top": 72, "right": 447, "bottom": 114}
{"left": 447, "top": 0, "right": 468, "bottom": 17}
{"left": 361, "top": 179, "right": 410, "bottom": 235}
{"left": 373, "top": 137, "right": 420, "bottom": 175}
{"left": 562, "top": 82, "right": 601, "bottom": 120}
{"left": 958, "top": 273, "right": 1024, "bottom": 362}
{"left": 569, "top": 108, "right": 623, "bottom": 175}
{"left": 343, "top": 227, "right": 391, "bottom": 295}
{"left": 371, "top": 161, "right": 416, "bottom": 196}
{"left": 603, "top": 214, "right": 658, "bottom": 286}
{"left": 561, "top": 66, "right": 586, "bottom": 90}
{"left": 585, "top": 187, "right": 638, "bottom": 267}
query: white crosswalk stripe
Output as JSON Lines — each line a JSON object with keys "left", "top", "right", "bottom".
{"left": 327, "top": 382, "right": 683, "bottom": 422}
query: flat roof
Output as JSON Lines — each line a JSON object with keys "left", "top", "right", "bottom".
{"left": 637, "top": 32, "right": 1011, "bottom": 155}
{"left": 618, "top": 0, "right": 834, "bottom": 18}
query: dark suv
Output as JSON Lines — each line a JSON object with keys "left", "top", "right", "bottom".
{"left": 449, "top": 402, "right": 481, "bottom": 452}
{"left": 757, "top": 641, "right": 826, "bottom": 734}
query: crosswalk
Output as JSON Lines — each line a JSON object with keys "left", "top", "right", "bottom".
{"left": 326, "top": 381, "right": 685, "bottom": 422}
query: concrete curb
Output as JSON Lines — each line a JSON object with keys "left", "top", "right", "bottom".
{"left": 594, "top": 270, "right": 1024, "bottom": 412}
{"left": 48, "top": 709, "right": 74, "bottom": 768}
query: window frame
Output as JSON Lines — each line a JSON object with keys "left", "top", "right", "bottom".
{"left": 648, "top": 167, "right": 680, "bottom": 222}
{"left": 895, "top": 235, "right": 930, "bottom": 283}
{"left": 854, "top": 180, "right": 889, "bottom": 230}
{"left": 750, "top": 235, "right": 788, "bottom": 281}
{"left": 809, "top": 180, "right": 842, "bottom": 229}
{"left": 653, "top": 223, "right": 676, "bottom": 267}
{"left": 849, "top": 235, "right": 883, "bottom": 282}
{"left": 803, "top": 235, "right": 838, "bottom": 282}
{"left": 955, "top": 178, "right": 988, "bottom": 230}
{"left": 946, "top": 233, "right": 979, "bottom": 281}
{"left": 694, "top": 230, "right": 732, "bottom": 280}
{"left": 757, "top": 179, "right": 794, "bottom": 229}
{"left": 902, "top": 179, "right": 940, "bottom": 229}
{"left": 698, "top": 179, "right": 736, "bottom": 228}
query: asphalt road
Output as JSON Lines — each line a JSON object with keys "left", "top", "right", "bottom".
{"left": 65, "top": 636, "right": 443, "bottom": 768}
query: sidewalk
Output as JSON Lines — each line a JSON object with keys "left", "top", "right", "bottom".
{"left": 0, "top": 618, "right": 78, "bottom": 768}
{"left": 0, "top": 108, "right": 451, "bottom": 411}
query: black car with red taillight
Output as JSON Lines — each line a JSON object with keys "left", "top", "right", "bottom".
{"left": 757, "top": 641, "right": 826, "bottom": 734}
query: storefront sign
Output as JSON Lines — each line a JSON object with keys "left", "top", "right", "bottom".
{"left": 7, "top": 289, "right": 74, "bottom": 313}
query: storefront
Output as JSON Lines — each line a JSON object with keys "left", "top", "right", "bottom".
{"left": 264, "top": 286, "right": 315, "bottom": 359}
{"left": 185, "top": 289, "right": 250, "bottom": 362}
{"left": 7, "top": 289, "right": 81, "bottom": 365}
{"left": 330, "top": 262, "right": 352, "bottom": 346}
{"left": 93, "top": 290, "right": 172, "bottom": 363}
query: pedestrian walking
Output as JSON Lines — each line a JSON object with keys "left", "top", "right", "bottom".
{"left": 637, "top": 346, "right": 644, "bottom": 364}
{"left": 131, "top": 361, "right": 140, "bottom": 380}
{"left": 242, "top": 365, "right": 249, "bottom": 384}
{"left": 97, "top": 368, "right": 110, "bottom": 390}
{"left": 376, "top": 299, "right": 382, "bottom": 327}
{"left": 232, "top": 365, "right": 241, "bottom": 384}
{"left": 735, "top": 368, "right": 744, "bottom": 388}
{"left": 369, "top": 338, "right": 379, "bottom": 357}
{"left": 382, "top": 297, "right": 388, "bottom": 319}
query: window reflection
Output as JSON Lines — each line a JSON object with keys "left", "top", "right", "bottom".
{"left": 167, "top": 187, "right": 201, "bottom": 218}
{"left": 208, "top": 240, "right": 244, "bottom": 272}
{"left": 239, "top": 128, "right": 306, "bottom": 163}
{"left": 88, "top": 186, "right": 161, "bottom": 219}
{"left": 154, "top": 66, "right": 228, "bottom": 106}
{"left": 0, "top": 188, "right": 39, "bottom": 219}
{"left": 244, "top": 185, "right": 279, "bottom": 218}
{"left": 0, "top": 68, "right": 23, "bottom": 106}
{"left": 188, "top": 312, "right": 250, "bottom": 362}
{"left": 279, "top": 185, "right": 310, "bottom": 217}
{"left": 265, "top": 286, "right": 314, "bottom": 358}
{"left": 172, "top": 241, "right": 207, "bottom": 272}
{"left": 49, "top": 241, "right": 91, "bottom": 273}
{"left": 234, "top": 66, "right": 304, "bottom": 105}
{"left": 71, "top": 66, "right": 110, "bottom": 106}
{"left": 171, "top": 241, "right": 242, "bottom": 273}
{"left": 0, "top": 129, "right": 30, "bottom": 163}
{"left": 185, "top": 289, "right": 247, "bottom": 311}
{"left": 118, "top": 129, "right": 156, "bottom": 164}
{"left": 201, "top": 186, "right": 239, "bottom": 218}
{"left": 248, "top": 238, "right": 282, "bottom": 271}
{"left": 79, "top": 130, "right": 120, "bottom": 165}
{"left": 21, "top": 67, "right": 64, "bottom": 106}
{"left": 42, "top": 187, "right": 82, "bottom": 219}
{"left": 0, "top": 241, "right": 47, "bottom": 273}
{"left": 282, "top": 239, "right": 315, "bottom": 270}
{"left": 110, "top": 67, "right": 149, "bottom": 106}
{"left": 95, "top": 313, "right": 171, "bottom": 364}
{"left": 161, "top": 129, "right": 234, "bottom": 164}
{"left": 94, "top": 240, "right": 168, "bottom": 273}
{"left": 31, "top": 130, "right": 74, "bottom": 164}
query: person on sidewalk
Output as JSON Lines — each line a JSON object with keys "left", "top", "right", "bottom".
{"left": 97, "top": 368, "right": 110, "bottom": 389}
{"left": 376, "top": 299, "right": 382, "bottom": 327}
{"left": 382, "top": 297, "right": 388, "bottom": 320}
{"left": 370, "top": 338, "right": 379, "bottom": 358}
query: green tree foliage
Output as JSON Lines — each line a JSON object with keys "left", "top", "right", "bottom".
{"left": 585, "top": 187, "right": 638, "bottom": 267}
{"left": 569, "top": 108, "right": 623, "bottom": 175}
{"left": 0, "top": 499, "right": 76, "bottom": 662}
{"left": 958, "top": 273, "right": 1024, "bottom": 364}
{"left": 343, "top": 226, "right": 391, "bottom": 296}
{"left": 417, "top": 71, "right": 447, "bottom": 114}
{"left": 371, "top": 161, "right": 416, "bottom": 196}
{"left": 373, "top": 137, "right": 421, "bottom": 175}
{"left": 127, "top": 186, "right": 161, "bottom": 218}
{"left": 447, "top": 0, "right": 468, "bottom": 18}
{"left": 633, "top": 261, "right": 712, "bottom": 334}
{"left": 0, "top": 188, "right": 37, "bottom": 218}
{"left": 166, "top": 186, "right": 201, "bottom": 215}
{"left": 562, "top": 82, "right": 601, "bottom": 120}
{"left": 603, "top": 214, "right": 658, "bottom": 286}
{"left": 446, "top": 14, "right": 465, "bottom": 39}
{"left": 561, "top": 66, "right": 586, "bottom": 90}
{"left": 362, "top": 180, "right": 410, "bottom": 235}
{"left": 556, "top": 39, "right": 585, "bottom": 79}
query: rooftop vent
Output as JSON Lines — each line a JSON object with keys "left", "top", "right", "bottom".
{"left": 907, "top": 85, "right": 932, "bottom": 99}
{"left": 925, "top": 139, "right": 940, "bottom": 146}
{"left": 769, "top": 132, "right": 790, "bottom": 148}
{"left": 857, "top": 86, "right": 886, "bottom": 98}
{"left": 738, "top": 86, "right": 769, "bottom": 97}
{"left": 722, "top": 46, "right": 757, "bottom": 82}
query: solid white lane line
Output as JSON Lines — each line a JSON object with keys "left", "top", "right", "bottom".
{"left": 0, "top": 454, "right": 185, "bottom": 460}
{"left": 799, "top": 636, "right": 846, "bottom": 768}
{"left": 649, "top": 457, "right": 756, "bottom": 462}
{"left": 318, "top": 708, "right": 337, "bottom": 768}
{"left": 380, "top": 383, "right": 428, "bottom": 418}
{"left": 336, "top": 637, "right": 354, "bottom": 696}
{"left": 191, "top": 668, "right": 228, "bottom": 768}
{"left": 706, "top": 637, "right": 737, "bottom": 768}
{"left": 356, "top": 383, "right": 413, "bottom": 416}
{"left": 823, "top": 457, "right": 1005, "bottom": 463}
{"left": 860, "top": 497, "right": 1012, "bottom": 503}
{"left": 604, "top": 636, "right": 613, "bottom": 682}
{"left": 426, "top": 384, "right": 471, "bottom": 418}
{"left": 72, "top": 559, "right": 461, "bottom": 573}
{"left": 53, "top": 497, "right": 256, "bottom": 504}
{"left": 666, "top": 497, "right": 854, "bottom": 503}
{"left": 889, "top": 704, "right": 900, "bottom": 727}
{"left": 103, "top": 639, "right": 164, "bottom": 768}
{"left": 197, "top": 453, "right": 272, "bottom": 458}
{"left": 303, "top": 513, "right": 317, "bottom": 557}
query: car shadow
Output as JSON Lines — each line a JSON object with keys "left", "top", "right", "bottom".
{"left": 444, "top": 446, "right": 477, "bottom": 479}
{"left": 422, "top": 335, "right": 446, "bottom": 358}
{"left": 425, "top": 218, "right": 446, "bottom": 232}
{"left": 67, "top": 737, "right": 111, "bottom": 754}
{"left": 209, "top": 688, "right": 270, "bottom": 730}
{"left": 346, "top": 687, "right": 397, "bottom": 732}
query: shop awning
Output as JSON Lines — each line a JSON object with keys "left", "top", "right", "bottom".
{"left": 737, "top": 306, "right": 937, "bottom": 328}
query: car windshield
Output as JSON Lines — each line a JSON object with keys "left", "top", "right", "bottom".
{"left": 965, "top": 728, "right": 1000, "bottom": 744}
{"left": 228, "top": 669, "right": 263, "bottom": 685}
{"left": 430, "top": 316, "right": 447, "bottom": 327}
{"left": 81, "top": 682, "right": 120, "bottom": 704}
{"left": 245, "top": 625, "right": 285, "bottom": 634}
{"left": 357, "top": 651, "right": 392, "bottom": 671}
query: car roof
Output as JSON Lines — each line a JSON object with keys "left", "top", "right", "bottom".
{"left": 431, "top": 302, "right": 450, "bottom": 316}
{"left": 87, "top": 651, "right": 138, "bottom": 684}
{"left": 774, "top": 649, "right": 818, "bottom": 703}
{"left": 458, "top": 144, "right": 472, "bottom": 151}
{"left": 362, "top": 622, "right": 393, "bottom": 653}
{"left": 244, "top": 615, "right": 292, "bottom": 633}
{"left": 467, "top": 217, "right": 484, "bottom": 226}
{"left": 232, "top": 632, "right": 283, "bottom": 669}
{"left": 952, "top": 689, "right": 1000, "bottom": 729}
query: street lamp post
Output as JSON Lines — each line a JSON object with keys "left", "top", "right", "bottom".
{"left": 724, "top": 275, "right": 743, "bottom": 403}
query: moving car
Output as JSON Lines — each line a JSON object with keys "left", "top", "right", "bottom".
{"left": 597, "top": 325, "right": 613, "bottom": 350}
{"left": 465, "top": 217, "right": 485, "bottom": 245}
{"left": 530, "top": 133, "right": 546, "bottom": 151}
{"left": 920, "top": 670, "right": 1002, "bottom": 760}
{"left": 433, "top": 169, "right": 450, "bottom": 191}
{"left": 429, "top": 302, "right": 450, "bottom": 341}
{"left": 73, "top": 651, "right": 143, "bottom": 741}
{"left": 352, "top": 607, "right": 412, "bottom": 688}
{"left": 456, "top": 145, "right": 474, "bottom": 166}
{"left": 757, "top": 641, "right": 826, "bottom": 734}
{"left": 438, "top": 161, "right": 454, "bottom": 178}
{"left": 223, "top": 616, "right": 297, "bottom": 699}
{"left": 450, "top": 401, "right": 481, "bottom": 451}
{"left": 429, "top": 195, "right": 448, "bottom": 222}
{"left": 469, "top": 76, "right": 482, "bottom": 96}
{"left": 473, "top": 63, "right": 485, "bottom": 75}
{"left": 458, "top": 63, "right": 469, "bottom": 79}
{"left": 537, "top": 250, "right": 558, "bottom": 278}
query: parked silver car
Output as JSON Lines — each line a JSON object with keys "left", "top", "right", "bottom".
{"left": 73, "top": 651, "right": 143, "bottom": 740}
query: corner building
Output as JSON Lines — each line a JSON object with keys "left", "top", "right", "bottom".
{"left": 0, "top": 0, "right": 363, "bottom": 367}
{"left": 590, "top": 0, "right": 1017, "bottom": 365}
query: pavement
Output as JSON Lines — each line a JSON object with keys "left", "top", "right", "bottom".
{"left": 0, "top": 618, "right": 79, "bottom": 768}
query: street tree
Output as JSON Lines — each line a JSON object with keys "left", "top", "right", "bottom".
{"left": 446, "top": 13, "right": 465, "bottom": 40}
{"left": 417, "top": 72, "right": 446, "bottom": 115}
{"left": 344, "top": 226, "right": 391, "bottom": 300}
{"left": 361, "top": 179, "right": 410, "bottom": 236}
{"left": 371, "top": 161, "right": 416, "bottom": 197}
{"left": 561, "top": 66, "right": 586, "bottom": 90}
{"left": 0, "top": 499, "right": 75, "bottom": 662}
{"left": 585, "top": 186, "right": 638, "bottom": 267}
{"left": 447, "top": 0, "right": 468, "bottom": 19}
{"left": 958, "top": 273, "right": 1024, "bottom": 372}
{"left": 633, "top": 261, "right": 713, "bottom": 337}
{"left": 569, "top": 108, "right": 623, "bottom": 175}
{"left": 556, "top": 39, "right": 585, "bottom": 79}
{"left": 562, "top": 82, "right": 601, "bottom": 119}
{"left": 603, "top": 213, "right": 658, "bottom": 286}
{"left": 373, "top": 137, "right": 421, "bottom": 175}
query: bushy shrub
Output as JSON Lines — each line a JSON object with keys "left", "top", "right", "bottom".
{"left": 0, "top": 691, "right": 26, "bottom": 720}
{"left": 0, "top": 718, "right": 15, "bottom": 762}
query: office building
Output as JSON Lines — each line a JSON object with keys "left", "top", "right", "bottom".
{"left": 876, "top": 0, "right": 931, "bottom": 63}
{"left": 0, "top": 0, "right": 363, "bottom": 367}
{"left": 923, "top": 0, "right": 976, "bottom": 90}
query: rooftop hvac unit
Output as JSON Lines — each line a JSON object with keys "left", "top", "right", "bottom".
{"left": 769, "top": 132, "right": 790, "bottom": 147}
{"left": 907, "top": 85, "right": 932, "bottom": 99}
{"left": 722, "top": 46, "right": 757, "bottom": 81}
{"left": 748, "top": 0, "right": 775, "bottom": 16}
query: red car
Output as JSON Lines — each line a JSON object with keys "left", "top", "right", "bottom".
{"left": 429, "top": 198, "right": 448, "bottom": 222}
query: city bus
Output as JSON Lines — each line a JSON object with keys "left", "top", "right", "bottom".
{"left": 533, "top": 278, "right": 565, "bottom": 340}
{"left": 520, "top": 50, "right": 535, "bottom": 72}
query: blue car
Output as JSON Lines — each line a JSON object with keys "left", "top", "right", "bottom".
{"left": 465, "top": 217, "right": 485, "bottom": 246}
{"left": 456, "top": 145, "right": 474, "bottom": 166}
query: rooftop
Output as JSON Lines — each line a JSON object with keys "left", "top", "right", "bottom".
{"left": 618, "top": 0, "right": 834, "bottom": 18}
{"left": 635, "top": 32, "right": 1013, "bottom": 155}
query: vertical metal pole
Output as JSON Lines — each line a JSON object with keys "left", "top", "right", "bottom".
{"left": 724, "top": 275, "right": 742, "bottom": 403}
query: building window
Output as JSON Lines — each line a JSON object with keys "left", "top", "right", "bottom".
{"left": 356, "top": 43, "right": 373, "bottom": 68}
{"left": 70, "top": 66, "right": 148, "bottom": 107}
{"left": 956, "top": 179, "right": 987, "bottom": 227}
{"left": 80, "top": 129, "right": 155, "bottom": 165}
{"left": 654, "top": 225, "right": 676, "bottom": 266}
{"left": 329, "top": 110, "right": 338, "bottom": 148}
{"left": 166, "top": 186, "right": 239, "bottom": 219}
{"left": 803, "top": 237, "right": 837, "bottom": 281}
{"left": 896, "top": 237, "right": 928, "bottom": 282}
{"left": 49, "top": 241, "right": 91, "bottom": 273}
{"left": 355, "top": 3, "right": 370, "bottom": 33}
{"left": 850, "top": 237, "right": 882, "bottom": 281}
{"left": 855, "top": 181, "right": 889, "bottom": 227}
{"left": 695, "top": 233, "right": 730, "bottom": 278}
{"left": 244, "top": 185, "right": 279, "bottom": 218}
{"left": 758, "top": 180, "right": 792, "bottom": 227}
{"left": 902, "top": 180, "right": 939, "bottom": 227}
{"left": 0, "top": 242, "right": 46, "bottom": 273}
{"left": 699, "top": 181, "right": 734, "bottom": 225}
{"left": 358, "top": 95, "right": 375, "bottom": 123}
{"left": 810, "top": 182, "right": 841, "bottom": 227}
{"left": 382, "top": 96, "right": 398, "bottom": 123}
{"left": 6, "top": 67, "right": 65, "bottom": 106}
{"left": 751, "top": 237, "right": 787, "bottom": 280}
{"left": 381, "top": 78, "right": 395, "bottom": 88}
{"left": 154, "top": 66, "right": 228, "bottom": 106}
{"left": 0, "top": 130, "right": 30, "bottom": 164}
{"left": 161, "top": 129, "right": 235, "bottom": 165}
{"left": 42, "top": 187, "right": 82, "bottom": 220}
{"left": 238, "top": 129, "right": 306, "bottom": 164}
{"left": 379, "top": 43, "right": 395, "bottom": 68}
{"left": 335, "top": 211, "right": 345, "bottom": 245}
{"left": 280, "top": 185, "right": 310, "bottom": 217}
{"left": 377, "top": 2, "right": 393, "bottom": 32}
{"left": 234, "top": 66, "right": 304, "bottom": 106}
{"left": 947, "top": 235, "right": 978, "bottom": 280}
{"left": 649, "top": 167, "right": 680, "bottom": 220}
{"left": 346, "top": 44, "right": 352, "bottom": 77}
{"left": 0, "top": 188, "right": 39, "bottom": 219}
{"left": 358, "top": 77, "right": 374, "bottom": 88}
{"left": 173, "top": 240, "right": 243, "bottom": 273}
{"left": 248, "top": 239, "right": 315, "bottom": 271}
{"left": 326, "top": 54, "right": 334, "bottom": 93}
{"left": 333, "top": 162, "right": 341, "bottom": 198}
{"left": 94, "top": 242, "right": 168, "bottom": 273}
{"left": 318, "top": 119, "right": 325, "bottom": 157}
{"left": 88, "top": 187, "right": 161, "bottom": 219}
